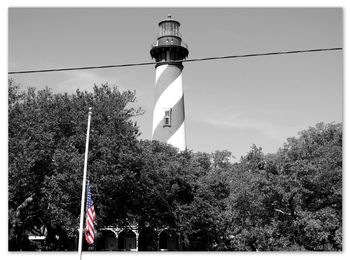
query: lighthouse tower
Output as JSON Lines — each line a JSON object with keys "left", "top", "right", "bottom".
{"left": 150, "top": 15, "right": 189, "bottom": 151}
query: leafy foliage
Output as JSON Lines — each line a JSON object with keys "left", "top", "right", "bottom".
{"left": 8, "top": 80, "right": 142, "bottom": 250}
{"left": 8, "top": 80, "right": 342, "bottom": 251}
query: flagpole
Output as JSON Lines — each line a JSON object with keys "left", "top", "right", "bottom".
{"left": 78, "top": 107, "right": 92, "bottom": 260}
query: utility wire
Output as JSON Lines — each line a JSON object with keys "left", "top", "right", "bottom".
{"left": 8, "top": 47, "right": 342, "bottom": 75}
{"left": 183, "top": 47, "right": 342, "bottom": 63}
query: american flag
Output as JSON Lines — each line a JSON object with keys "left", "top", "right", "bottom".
{"left": 85, "top": 181, "right": 96, "bottom": 245}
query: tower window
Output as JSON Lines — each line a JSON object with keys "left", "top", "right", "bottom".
{"left": 164, "top": 108, "right": 172, "bottom": 127}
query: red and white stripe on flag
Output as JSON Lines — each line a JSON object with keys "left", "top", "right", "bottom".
{"left": 85, "top": 182, "right": 96, "bottom": 245}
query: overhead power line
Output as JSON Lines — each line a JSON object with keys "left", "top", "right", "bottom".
{"left": 8, "top": 47, "right": 342, "bottom": 75}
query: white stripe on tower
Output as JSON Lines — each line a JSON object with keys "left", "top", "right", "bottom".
{"left": 167, "top": 122, "right": 185, "bottom": 150}
{"left": 155, "top": 64, "right": 168, "bottom": 82}
{"left": 152, "top": 64, "right": 186, "bottom": 150}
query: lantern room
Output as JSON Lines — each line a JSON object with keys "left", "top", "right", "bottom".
{"left": 150, "top": 15, "right": 189, "bottom": 64}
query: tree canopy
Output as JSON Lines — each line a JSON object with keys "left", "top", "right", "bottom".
{"left": 8, "top": 80, "right": 342, "bottom": 251}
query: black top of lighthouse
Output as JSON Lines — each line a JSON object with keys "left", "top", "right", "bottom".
{"left": 150, "top": 15, "right": 189, "bottom": 65}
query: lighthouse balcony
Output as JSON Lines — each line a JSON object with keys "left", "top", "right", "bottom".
{"left": 151, "top": 40, "right": 188, "bottom": 49}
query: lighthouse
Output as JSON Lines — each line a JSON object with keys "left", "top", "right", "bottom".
{"left": 150, "top": 15, "right": 189, "bottom": 151}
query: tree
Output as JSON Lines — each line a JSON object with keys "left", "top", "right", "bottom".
{"left": 8, "top": 80, "right": 142, "bottom": 250}
{"left": 223, "top": 123, "right": 342, "bottom": 251}
{"left": 276, "top": 123, "right": 342, "bottom": 250}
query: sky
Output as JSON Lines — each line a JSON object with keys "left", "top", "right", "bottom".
{"left": 8, "top": 7, "right": 343, "bottom": 159}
